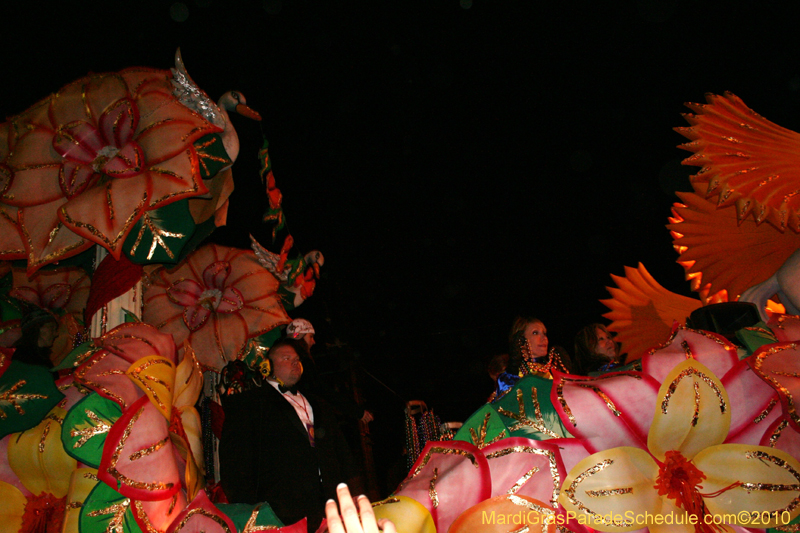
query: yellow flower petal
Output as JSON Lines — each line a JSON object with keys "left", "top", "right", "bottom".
{"left": 0, "top": 480, "right": 26, "bottom": 533}
{"left": 648, "top": 359, "right": 730, "bottom": 461}
{"left": 173, "top": 343, "right": 203, "bottom": 410}
{"left": 126, "top": 355, "right": 175, "bottom": 420}
{"left": 8, "top": 406, "right": 76, "bottom": 497}
{"left": 62, "top": 467, "right": 98, "bottom": 533}
{"left": 559, "top": 446, "right": 661, "bottom": 532}
{"left": 372, "top": 495, "right": 435, "bottom": 533}
{"left": 693, "top": 443, "right": 800, "bottom": 527}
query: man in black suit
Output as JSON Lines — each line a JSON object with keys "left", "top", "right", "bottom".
{"left": 219, "top": 337, "right": 354, "bottom": 530}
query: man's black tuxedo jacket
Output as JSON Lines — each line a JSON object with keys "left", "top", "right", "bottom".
{"left": 219, "top": 381, "right": 354, "bottom": 529}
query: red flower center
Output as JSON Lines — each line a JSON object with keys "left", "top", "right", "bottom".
{"left": 654, "top": 450, "right": 740, "bottom": 533}
{"left": 22, "top": 493, "right": 66, "bottom": 533}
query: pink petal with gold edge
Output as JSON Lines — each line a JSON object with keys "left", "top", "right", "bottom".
{"left": 395, "top": 440, "right": 490, "bottom": 533}
{"left": 134, "top": 92, "right": 219, "bottom": 164}
{"left": 11, "top": 266, "right": 90, "bottom": 315}
{"left": 56, "top": 375, "right": 90, "bottom": 412}
{"left": 203, "top": 261, "right": 230, "bottom": 290}
{"left": 119, "top": 68, "right": 171, "bottom": 100}
{"left": 641, "top": 327, "right": 738, "bottom": 384}
{"left": 18, "top": 201, "right": 92, "bottom": 274}
{"left": 722, "top": 359, "right": 782, "bottom": 445}
{"left": 133, "top": 491, "right": 187, "bottom": 533}
{"left": 166, "top": 488, "right": 236, "bottom": 533}
{"left": 58, "top": 177, "right": 149, "bottom": 257}
{"left": 551, "top": 370, "right": 660, "bottom": 454}
{"left": 75, "top": 323, "right": 177, "bottom": 408}
{"left": 0, "top": 204, "right": 25, "bottom": 259}
{"left": 167, "top": 279, "right": 203, "bottom": 307}
{"left": 748, "top": 342, "right": 800, "bottom": 432}
{"left": 60, "top": 161, "right": 96, "bottom": 198}
{"left": 53, "top": 121, "right": 105, "bottom": 163}
{"left": 4, "top": 128, "right": 64, "bottom": 206}
{"left": 98, "top": 395, "right": 181, "bottom": 501}
{"left": 48, "top": 73, "right": 129, "bottom": 127}
{"left": 769, "top": 314, "right": 800, "bottom": 343}
{"left": 481, "top": 437, "right": 566, "bottom": 509}
{"left": 75, "top": 349, "right": 145, "bottom": 409}
{"left": 145, "top": 147, "right": 204, "bottom": 208}
{"left": 99, "top": 97, "right": 138, "bottom": 148}
{"left": 183, "top": 305, "right": 211, "bottom": 331}
{"left": 761, "top": 416, "right": 800, "bottom": 461}
{"left": 216, "top": 287, "right": 243, "bottom": 314}
{"left": 101, "top": 323, "right": 177, "bottom": 365}
{"left": 189, "top": 312, "right": 249, "bottom": 369}
{"left": 546, "top": 438, "right": 590, "bottom": 478}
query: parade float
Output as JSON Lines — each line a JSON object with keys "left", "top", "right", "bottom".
{"left": 1, "top": 48, "right": 800, "bottom": 533}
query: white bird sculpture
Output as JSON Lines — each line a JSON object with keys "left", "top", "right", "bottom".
{"left": 170, "top": 48, "right": 261, "bottom": 164}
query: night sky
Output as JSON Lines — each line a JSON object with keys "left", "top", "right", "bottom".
{"left": 4, "top": 0, "right": 800, "bottom": 483}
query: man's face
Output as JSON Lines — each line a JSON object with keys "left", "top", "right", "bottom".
{"left": 270, "top": 345, "right": 303, "bottom": 387}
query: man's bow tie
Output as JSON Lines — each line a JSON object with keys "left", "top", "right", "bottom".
{"left": 279, "top": 384, "right": 299, "bottom": 394}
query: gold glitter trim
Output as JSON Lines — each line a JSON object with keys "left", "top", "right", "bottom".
{"left": 586, "top": 487, "right": 632, "bottom": 497}
{"left": 681, "top": 340, "right": 694, "bottom": 359}
{"left": 370, "top": 497, "right": 400, "bottom": 508}
{"left": 395, "top": 447, "right": 479, "bottom": 493}
{"left": 485, "top": 446, "right": 561, "bottom": 507}
{"left": 429, "top": 467, "right": 439, "bottom": 508}
{"left": 129, "top": 436, "right": 168, "bottom": 461}
{"left": 106, "top": 404, "right": 174, "bottom": 492}
{"left": 644, "top": 326, "right": 736, "bottom": 357}
{"left": 497, "top": 388, "right": 559, "bottom": 438}
{"left": 172, "top": 507, "right": 232, "bottom": 533}
{"left": 240, "top": 503, "right": 280, "bottom": 531}
{"left": 752, "top": 343, "right": 800, "bottom": 427}
{"left": 564, "top": 459, "right": 633, "bottom": 528}
{"left": 126, "top": 358, "right": 173, "bottom": 411}
{"left": 71, "top": 409, "right": 113, "bottom": 448}
{"left": 740, "top": 450, "right": 800, "bottom": 515}
{"left": 87, "top": 499, "right": 131, "bottom": 531}
{"left": 661, "top": 367, "right": 727, "bottom": 417}
{"left": 469, "top": 412, "right": 506, "bottom": 448}
{"left": 0, "top": 379, "right": 48, "bottom": 419}
{"left": 755, "top": 398, "right": 778, "bottom": 424}
{"left": 770, "top": 420, "right": 789, "bottom": 447}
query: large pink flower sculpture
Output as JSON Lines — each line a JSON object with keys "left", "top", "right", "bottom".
{"left": 0, "top": 68, "right": 220, "bottom": 274}
{"left": 551, "top": 327, "right": 800, "bottom": 531}
{"left": 143, "top": 243, "right": 291, "bottom": 371}
{"left": 9, "top": 266, "right": 89, "bottom": 321}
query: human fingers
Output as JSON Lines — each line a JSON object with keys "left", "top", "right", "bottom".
{"left": 337, "top": 483, "right": 363, "bottom": 533}
{"left": 325, "top": 498, "right": 345, "bottom": 533}
{"left": 377, "top": 518, "right": 397, "bottom": 533}
{"left": 355, "top": 495, "right": 380, "bottom": 533}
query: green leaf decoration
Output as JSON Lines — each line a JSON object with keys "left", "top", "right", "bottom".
{"left": 123, "top": 200, "right": 196, "bottom": 265}
{"left": 737, "top": 322, "right": 779, "bottom": 358}
{"left": 174, "top": 217, "right": 217, "bottom": 265}
{"left": 62, "top": 392, "right": 122, "bottom": 468}
{"left": 0, "top": 360, "right": 63, "bottom": 439}
{"left": 51, "top": 341, "right": 95, "bottom": 372}
{"left": 242, "top": 328, "right": 283, "bottom": 368}
{"left": 122, "top": 309, "right": 141, "bottom": 324}
{"left": 217, "top": 502, "right": 285, "bottom": 531}
{"left": 80, "top": 480, "right": 143, "bottom": 533}
{"left": 195, "top": 133, "right": 232, "bottom": 179}
{"left": 456, "top": 376, "right": 569, "bottom": 447}
{"left": 454, "top": 404, "right": 508, "bottom": 448}
{"left": 492, "top": 376, "right": 568, "bottom": 439}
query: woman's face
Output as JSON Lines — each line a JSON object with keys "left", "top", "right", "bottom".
{"left": 524, "top": 321, "right": 548, "bottom": 358}
{"left": 595, "top": 327, "right": 617, "bottom": 359}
